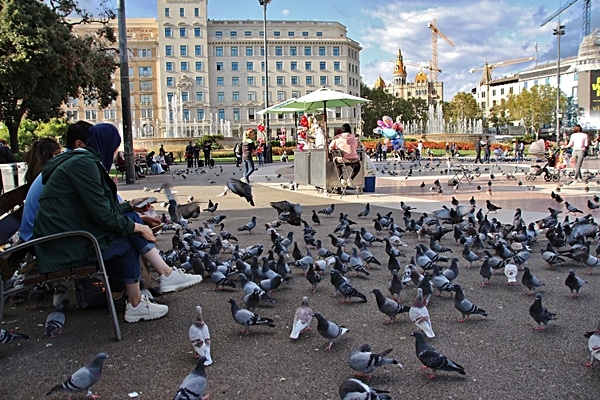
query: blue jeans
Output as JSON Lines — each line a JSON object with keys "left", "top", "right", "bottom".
{"left": 95, "top": 235, "right": 141, "bottom": 293}
{"left": 243, "top": 158, "right": 255, "bottom": 180}
{"left": 257, "top": 152, "right": 264, "bottom": 166}
{"left": 124, "top": 212, "right": 154, "bottom": 256}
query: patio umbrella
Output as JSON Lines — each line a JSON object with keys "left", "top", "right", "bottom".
{"left": 256, "top": 98, "right": 331, "bottom": 115}
{"left": 282, "top": 87, "right": 371, "bottom": 132}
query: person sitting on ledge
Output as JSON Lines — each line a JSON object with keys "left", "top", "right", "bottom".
{"left": 328, "top": 122, "right": 361, "bottom": 188}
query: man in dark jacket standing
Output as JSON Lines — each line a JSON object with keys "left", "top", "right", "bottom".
{"left": 202, "top": 141, "right": 212, "bottom": 168}
{"left": 474, "top": 136, "right": 483, "bottom": 164}
{"left": 185, "top": 141, "right": 194, "bottom": 168}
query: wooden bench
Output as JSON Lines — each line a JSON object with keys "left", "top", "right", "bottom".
{"left": 0, "top": 185, "right": 122, "bottom": 341}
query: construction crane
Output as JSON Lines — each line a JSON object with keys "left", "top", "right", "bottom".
{"left": 404, "top": 61, "right": 441, "bottom": 82}
{"left": 540, "top": 0, "right": 591, "bottom": 39}
{"left": 469, "top": 56, "right": 535, "bottom": 85}
{"left": 427, "top": 18, "right": 455, "bottom": 82}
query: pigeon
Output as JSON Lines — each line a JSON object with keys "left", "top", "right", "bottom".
{"left": 372, "top": 288, "right": 410, "bottom": 325}
{"left": 348, "top": 343, "right": 402, "bottom": 378}
{"left": 486, "top": 200, "right": 501, "bottom": 213}
{"left": 202, "top": 199, "right": 219, "bottom": 213}
{"left": 313, "top": 311, "right": 349, "bottom": 350}
{"left": 565, "top": 202, "right": 583, "bottom": 214}
{"left": 305, "top": 263, "right": 322, "bottom": 294}
{"left": 522, "top": 267, "right": 545, "bottom": 295}
{"left": 226, "top": 178, "right": 255, "bottom": 206}
{"left": 357, "top": 203, "right": 371, "bottom": 218}
{"left": 479, "top": 257, "right": 494, "bottom": 287}
{"left": 564, "top": 269, "right": 587, "bottom": 298}
{"left": 409, "top": 288, "right": 435, "bottom": 338}
{"left": 228, "top": 298, "right": 275, "bottom": 335}
{"left": 504, "top": 263, "right": 519, "bottom": 285}
{"left": 46, "top": 352, "right": 108, "bottom": 399}
{"left": 529, "top": 293, "right": 557, "bottom": 330}
{"left": 329, "top": 269, "right": 367, "bottom": 303}
{"left": 173, "top": 356, "right": 209, "bottom": 400}
{"left": 189, "top": 306, "right": 213, "bottom": 365}
{"left": 311, "top": 209, "right": 321, "bottom": 225}
{"left": 451, "top": 284, "right": 487, "bottom": 322}
{"left": 462, "top": 243, "right": 480, "bottom": 268}
{"left": 431, "top": 264, "right": 455, "bottom": 296}
{"left": 237, "top": 216, "right": 257, "bottom": 234}
{"left": 289, "top": 296, "right": 313, "bottom": 339}
{"left": 388, "top": 269, "right": 403, "bottom": 301}
{"left": 270, "top": 200, "right": 303, "bottom": 226}
{"left": 44, "top": 310, "right": 66, "bottom": 338}
{"left": 0, "top": 328, "right": 29, "bottom": 344}
{"left": 585, "top": 319, "right": 600, "bottom": 368}
{"left": 318, "top": 203, "right": 335, "bottom": 217}
{"left": 411, "top": 331, "right": 465, "bottom": 379}
{"left": 52, "top": 283, "right": 74, "bottom": 312}
{"left": 210, "top": 268, "right": 236, "bottom": 291}
{"left": 338, "top": 378, "right": 391, "bottom": 400}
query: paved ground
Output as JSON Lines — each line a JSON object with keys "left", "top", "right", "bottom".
{"left": 1, "top": 156, "right": 600, "bottom": 399}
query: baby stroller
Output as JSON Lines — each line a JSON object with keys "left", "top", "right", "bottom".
{"left": 526, "top": 139, "right": 560, "bottom": 182}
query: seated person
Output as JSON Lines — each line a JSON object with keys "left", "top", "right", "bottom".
{"left": 328, "top": 123, "right": 361, "bottom": 187}
{"left": 281, "top": 151, "right": 288, "bottom": 162}
{"left": 32, "top": 123, "right": 201, "bottom": 323}
{"left": 155, "top": 152, "right": 169, "bottom": 171}
{"left": 146, "top": 151, "right": 164, "bottom": 175}
{"left": 116, "top": 151, "right": 145, "bottom": 178}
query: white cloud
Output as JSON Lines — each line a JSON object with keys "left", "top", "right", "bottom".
{"left": 281, "top": 9, "right": 290, "bottom": 16}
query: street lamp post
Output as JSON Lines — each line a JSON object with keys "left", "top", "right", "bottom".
{"left": 259, "top": 0, "right": 273, "bottom": 162}
{"left": 554, "top": 22, "right": 565, "bottom": 144}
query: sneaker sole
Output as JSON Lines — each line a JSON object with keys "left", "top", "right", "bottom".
{"left": 125, "top": 309, "right": 169, "bottom": 323}
{"left": 160, "top": 277, "right": 203, "bottom": 293}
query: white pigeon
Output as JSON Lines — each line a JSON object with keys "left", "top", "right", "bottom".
{"left": 189, "top": 306, "right": 213, "bottom": 366}
{"left": 504, "top": 263, "right": 519, "bottom": 286}
{"left": 586, "top": 319, "right": 600, "bottom": 368}
{"left": 290, "top": 296, "right": 313, "bottom": 339}
{"left": 409, "top": 288, "right": 435, "bottom": 338}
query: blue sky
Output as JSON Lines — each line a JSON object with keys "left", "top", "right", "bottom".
{"left": 103, "top": 0, "right": 600, "bottom": 101}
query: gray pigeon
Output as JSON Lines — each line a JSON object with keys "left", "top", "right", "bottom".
{"left": 387, "top": 269, "right": 403, "bottom": 301}
{"left": 451, "top": 284, "right": 488, "bottom": 322}
{"left": 44, "top": 311, "right": 65, "bottom": 338}
{"left": 411, "top": 331, "right": 465, "bottom": 379}
{"left": 529, "top": 293, "right": 557, "bottom": 330}
{"left": 565, "top": 269, "right": 587, "bottom": 298}
{"left": 0, "top": 328, "right": 29, "bottom": 344}
{"left": 317, "top": 203, "right": 335, "bottom": 217}
{"left": 329, "top": 269, "right": 367, "bottom": 303}
{"left": 237, "top": 216, "right": 257, "bottom": 234}
{"left": 521, "top": 266, "right": 545, "bottom": 295}
{"left": 227, "top": 178, "right": 255, "bottom": 206}
{"left": 313, "top": 311, "right": 349, "bottom": 350}
{"left": 338, "top": 378, "right": 391, "bottom": 400}
{"left": 46, "top": 352, "right": 108, "bottom": 399}
{"left": 431, "top": 264, "right": 455, "bottom": 296}
{"left": 173, "top": 356, "right": 208, "bottom": 400}
{"left": 348, "top": 343, "right": 402, "bottom": 378}
{"left": 357, "top": 203, "right": 371, "bottom": 218}
{"left": 372, "top": 288, "right": 410, "bottom": 325}
{"left": 228, "top": 298, "right": 275, "bottom": 335}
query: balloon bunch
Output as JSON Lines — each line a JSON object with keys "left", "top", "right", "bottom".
{"left": 257, "top": 123, "right": 265, "bottom": 133}
{"left": 372, "top": 115, "right": 404, "bottom": 146}
{"left": 278, "top": 128, "right": 287, "bottom": 147}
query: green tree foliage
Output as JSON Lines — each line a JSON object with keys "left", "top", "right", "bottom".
{"left": 505, "top": 84, "right": 567, "bottom": 135}
{"left": 488, "top": 98, "right": 511, "bottom": 133}
{"left": 444, "top": 92, "right": 482, "bottom": 124}
{"left": 0, "top": 0, "right": 117, "bottom": 153}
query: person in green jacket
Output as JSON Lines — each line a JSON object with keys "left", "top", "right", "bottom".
{"left": 33, "top": 124, "right": 169, "bottom": 323}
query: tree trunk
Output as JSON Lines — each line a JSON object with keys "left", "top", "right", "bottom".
{"left": 5, "top": 110, "right": 24, "bottom": 154}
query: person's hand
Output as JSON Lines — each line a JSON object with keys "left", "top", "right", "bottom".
{"left": 131, "top": 197, "right": 153, "bottom": 212}
{"left": 134, "top": 223, "right": 156, "bottom": 242}
{"left": 140, "top": 214, "right": 161, "bottom": 228}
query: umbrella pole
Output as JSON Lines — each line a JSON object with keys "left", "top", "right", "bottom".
{"left": 323, "top": 100, "right": 328, "bottom": 137}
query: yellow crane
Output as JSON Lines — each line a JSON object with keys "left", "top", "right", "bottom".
{"left": 428, "top": 18, "right": 455, "bottom": 82}
{"left": 469, "top": 56, "right": 535, "bottom": 85}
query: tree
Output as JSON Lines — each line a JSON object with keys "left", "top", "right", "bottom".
{"left": 444, "top": 92, "right": 482, "bottom": 125}
{"left": 488, "top": 98, "right": 511, "bottom": 134}
{"left": 505, "top": 84, "right": 566, "bottom": 135}
{"left": 0, "top": 0, "right": 117, "bottom": 154}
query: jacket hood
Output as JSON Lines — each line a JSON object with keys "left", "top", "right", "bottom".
{"left": 86, "top": 123, "right": 122, "bottom": 171}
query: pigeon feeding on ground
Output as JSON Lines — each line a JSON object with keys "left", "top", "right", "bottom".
{"left": 189, "top": 306, "right": 213, "bottom": 365}
{"left": 451, "top": 284, "right": 488, "bottom": 322}
{"left": 289, "top": 296, "right": 313, "bottom": 339}
{"left": 46, "top": 352, "right": 108, "bottom": 399}
{"left": 565, "top": 269, "right": 587, "bottom": 298}
{"left": 228, "top": 298, "right": 275, "bottom": 335}
{"left": 44, "top": 310, "right": 66, "bottom": 338}
{"left": 313, "top": 311, "right": 349, "bottom": 350}
{"left": 329, "top": 269, "right": 367, "bottom": 303}
{"left": 522, "top": 267, "right": 545, "bottom": 295}
{"left": 173, "top": 356, "right": 209, "bottom": 400}
{"left": 347, "top": 343, "right": 402, "bottom": 379}
{"left": 338, "top": 378, "right": 391, "bottom": 400}
{"left": 372, "top": 288, "right": 410, "bottom": 325}
{"left": 585, "top": 319, "right": 600, "bottom": 368}
{"left": 0, "top": 328, "right": 29, "bottom": 344}
{"left": 529, "top": 293, "right": 557, "bottom": 331}
{"left": 411, "top": 331, "right": 466, "bottom": 379}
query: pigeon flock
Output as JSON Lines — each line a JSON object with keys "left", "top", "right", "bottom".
{"left": 4, "top": 159, "right": 600, "bottom": 399}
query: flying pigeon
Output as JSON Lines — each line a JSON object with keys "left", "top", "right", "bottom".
{"left": 173, "top": 356, "right": 209, "bottom": 400}
{"left": 409, "top": 288, "right": 435, "bottom": 338}
{"left": 585, "top": 319, "right": 600, "bottom": 368}
{"left": 270, "top": 200, "right": 303, "bottom": 226}
{"left": 228, "top": 298, "right": 275, "bottom": 335}
{"left": 289, "top": 296, "right": 313, "bottom": 339}
{"left": 451, "top": 284, "right": 488, "bottom": 322}
{"left": 46, "top": 352, "right": 108, "bottom": 399}
{"left": 0, "top": 328, "right": 29, "bottom": 344}
{"left": 237, "top": 216, "right": 257, "bottom": 234}
{"left": 372, "top": 288, "right": 410, "bottom": 325}
{"left": 348, "top": 343, "right": 402, "bottom": 379}
{"left": 189, "top": 306, "right": 213, "bottom": 365}
{"left": 44, "top": 310, "right": 66, "bottom": 338}
{"left": 313, "top": 311, "right": 349, "bottom": 350}
{"left": 338, "top": 378, "right": 391, "bottom": 400}
{"left": 565, "top": 269, "right": 587, "bottom": 298}
{"left": 529, "top": 293, "right": 556, "bottom": 330}
{"left": 411, "top": 331, "right": 466, "bottom": 379}
{"left": 225, "top": 178, "right": 255, "bottom": 206}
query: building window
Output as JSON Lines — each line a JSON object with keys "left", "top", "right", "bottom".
{"left": 305, "top": 61, "right": 312, "bottom": 70}
{"left": 164, "top": 8, "right": 170, "bottom": 17}
{"left": 246, "top": 47, "right": 253, "bottom": 56}
{"left": 165, "top": 45, "right": 173, "bottom": 56}
{"left": 247, "top": 77, "right": 255, "bottom": 85}
{"left": 334, "top": 61, "right": 340, "bottom": 70}
{"left": 276, "top": 76, "right": 284, "bottom": 85}
{"left": 215, "top": 46, "right": 223, "bottom": 56}
{"left": 291, "top": 90, "right": 300, "bottom": 98}
{"left": 215, "top": 31, "right": 222, "bottom": 37}
{"left": 166, "top": 62, "right": 173, "bottom": 71}
{"left": 230, "top": 31, "right": 237, "bottom": 37}
{"left": 248, "top": 91, "right": 256, "bottom": 101}
{"left": 277, "top": 91, "right": 285, "bottom": 101}
{"left": 500, "top": 88, "right": 505, "bottom": 95}
{"left": 232, "top": 91, "right": 240, "bottom": 101}
{"left": 334, "top": 76, "right": 341, "bottom": 85}
{"left": 261, "top": 61, "right": 265, "bottom": 71}
{"left": 179, "top": 7, "right": 185, "bottom": 17}
{"left": 320, "top": 61, "right": 326, "bottom": 70}
{"left": 164, "top": 27, "right": 172, "bottom": 37}
{"left": 195, "top": 61, "right": 203, "bottom": 71}
{"left": 167, "top": 92, "right": 174, "bottom": 102}
{"left": 231, "top": 46, "right": 238, "bottom": 57}
{"left": 233, "top": 108, "right": 240, "bottom": 121}
{"left": 260, "top": 46, "right": 264, "bottom": 57}
{"left": 306, "top": 76, "right": 313, "bottom": 85}
{"left": 183, "top": 109, "right": 190, "bottom": 121}
{"left": 103, "top": 109, "right": 116, "bottom": 120}
{"left": 180, "top": 45, "right": 187, "bottom": 56}
{"left": 274, "top": 31, "right": 280, "bottom": 37}
{"left": 246, "top": 62, "right": 253, "bottom": 71}
{"left": 140, "top": 81, "right": 152, "bottom": 91}
{"left": 231, "top": 62, "right": 238, "bottom": 71}
{"left": 275, "top": 46, "right": 283, "bottom": 56}
{"left": 523, "top": 82, "right": 528, "bottom": 89}
{"left": 195, "top": 45, "right": 202, "bottom": 56}
{"left": 276, "top": 61, "right": 283, "bottom": 71}
{"left": 304, "top": 46, "right": 311, "bottom": 56}
{"left": 316, "top": 31, "right": 323, "bottom": 37}
{"left": 180, "top": 62, "right": 188, "bottom": 71}
{"left": 216, "top": 77, "right": 224, "bottom": 86}
{"left": 85, "top": 110, "right": 98, "bottom": 120}
{"left": 291, "top": 61, "right": 297, "bottom": 71}
{"left": 245, "top": 31, "right": 251, "bottom": 37}
{"left": 291, "top": 76, "right": 298, "bottom": 85}
{"left": 288, "top": 31, "right": 294, "bottom": 37}
{"left": 194, "top": 27, "right": 201, "bottom": 37}
{"left": 216, "top": 62, "right": 223, "bottom": 71}
{"left": 217, "top": 92, "right": 225, "bottom": 102}
{"left": 194, "top": 7, "right": 199, "bottom": 17}
{"left": 333, "top": 46, "right": 340, "bottom": 56}
{"left": 141, "top": 108, "right": 153, "bottom": 119}
{"left": 181, "top": 91, "right": 189, "bottom": 102}
{"left": 137, "top": 49, "right": 151, "bottom": 58}
{"left": 320, "top": 76, "right": 327, "bottom": 85}
{"left": 179, "top": 27, "right": 186, "bottom": 37}
{"left": 319, "top": 46, "right": 326, "bottom": 56}
{"left": 218, "top": 109, "right": 225, "bottom": 120}
{"left": 140, "top": 95, "right": 153, "bottom": 105}
{"left": 196, "top": 92, "right": 203, "bottom": 101}
{"left": 197, "top": 109, "right": 204, "bottom": 120}
{"left": 302, "top": 31, "right": 308, "bottom": 37}
{"left": 232, "top": 77, "right": 239, "bottom": 86}
{"left": 139, "top": 66, "right": 152, "bottom": 77}
{"left": 248, "top": 108, "right": 255, "bottom": 120}
{"left": 195, "top": 76, "right": 203, "bottom": 86}
{"left": 290, "top": 46, "right": 297, "bottom": 56}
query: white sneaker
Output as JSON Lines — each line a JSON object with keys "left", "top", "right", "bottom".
{"left": 347, "top": 179, "right": 353, "bottom": 187}
{"left": 125, "top": 295, "right": 168, "bottom": 323}
{"left": 160, "top": 268, "right": 203, "bottom": 293}
{"left": 240, "top": 177, "right": 248, "bottom": 183}
{"left": 340, "top": 178, "right": 347, "bottom": 186}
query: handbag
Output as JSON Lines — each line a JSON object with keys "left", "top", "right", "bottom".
{"left": 74, "top": 277, "right": 108, "bottom": 309}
